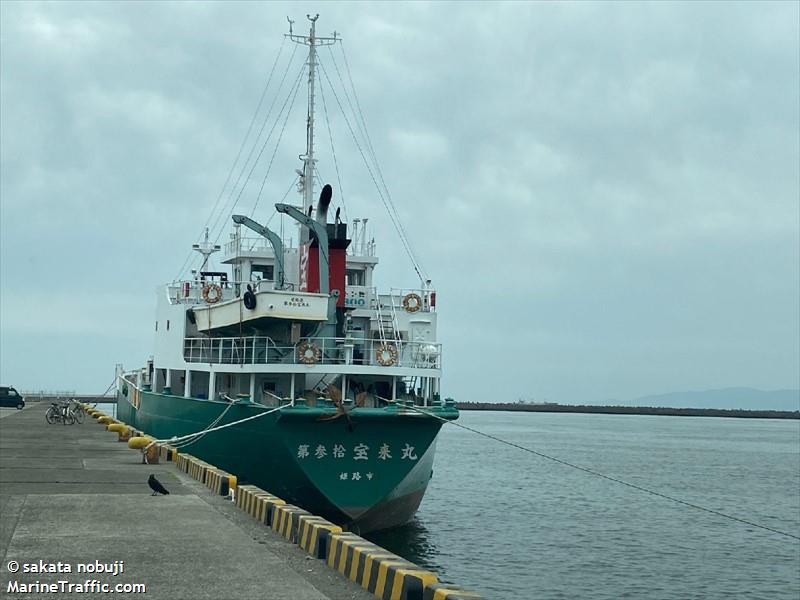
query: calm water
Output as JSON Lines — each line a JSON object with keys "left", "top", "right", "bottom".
{"left": 96, "top": 402, "right": 117, "bottom": 418}
{"left": 368, "top": 411, "right": 800, "bottom": 600}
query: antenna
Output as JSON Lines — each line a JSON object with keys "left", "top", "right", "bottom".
{"left": 191, "top": 227, "right": 221, "bottom": 274}
{"left": 286, "top": 15, "right": 339, "bottom": 243}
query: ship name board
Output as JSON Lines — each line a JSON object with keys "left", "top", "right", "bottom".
{"left": 284, "top": 297, "right": 310, "bottom": 308}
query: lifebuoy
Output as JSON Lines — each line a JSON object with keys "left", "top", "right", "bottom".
{"left": 376, "top": 343, "right": 398, "bottom": 366}
{"left": 297, "top": 341, "right": 321, "bottom": 364}
{"left": 402, "top": 293, "right": 422, "bottom": 313}
{"left": 203, "top": 283, "right": 222, "bottom": 304}
{"left": 202, "top": 283, "right": 222, "bottom": 304}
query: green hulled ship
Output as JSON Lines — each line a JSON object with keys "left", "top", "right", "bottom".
{"left": 117, "top": 16, "right": 457, "bottom": 533}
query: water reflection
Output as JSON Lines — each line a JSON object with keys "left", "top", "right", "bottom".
{"left": 365, "top": 516, "right": 443, "bottom": 575}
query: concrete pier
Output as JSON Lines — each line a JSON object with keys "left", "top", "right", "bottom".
{"left": 0, "top": 403, "right": 374, "bottom": 599}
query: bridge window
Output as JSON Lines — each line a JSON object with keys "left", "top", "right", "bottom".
{"left": 346, "top": 269, "right": 365, "bottom": 286}
{"left": 252, "top": 264, "right": 274, "bottom": 281}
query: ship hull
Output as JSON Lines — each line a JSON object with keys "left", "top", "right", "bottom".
{"left": 118, "top": 390, "right": 455, "bottom": 533}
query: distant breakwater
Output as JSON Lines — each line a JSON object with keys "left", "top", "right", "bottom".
{"left": 456, "top": 402, "right": 800, "bottom": 419}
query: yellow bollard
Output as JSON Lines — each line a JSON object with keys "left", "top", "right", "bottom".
{"left": 128, "top": 436, "right": 153, "bottom": 449}
{"left": 107, "top": 423, "right": 130, "bottom": 442}
{"left": 128, "top": 436, "right": 159, "bottom": 464}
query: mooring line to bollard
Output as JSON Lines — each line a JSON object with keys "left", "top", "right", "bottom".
{"left": 144, "top": 402, "right": 286, "bottom": 452}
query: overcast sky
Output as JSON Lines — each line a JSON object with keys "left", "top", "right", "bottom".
{"left": 1, "top": 1, "right": 798, "bottom": 404}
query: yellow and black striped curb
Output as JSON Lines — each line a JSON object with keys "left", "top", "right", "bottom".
{"left": 158, "top": 444, "right": 176, "bottom": 462}
{"left": 328, "top": 532, "right": 389, "bottom": 578}
{"left": 236, "top": 485, "right": 286, "bottom": 525}
{"left": 297, "top": 514, "right": 343, "bottom": 559}
{"left": 423, "top": 585, "right": 485, "bottom": 600}
{"left": 271, "top": 503, "right": 312, "bottom": 542}
{"left": 175, "top": 452, "right": 191, "bottom": 472}
{"left": 174, "top": 453, "right": 213, "bottom": 484}
{"left": 327, "top": 531, "right": 440, "bottom": 600}
{"left": 187, "top": 456, "right": 213, "bottom": 483}
{"left": 205, "top": 467, "right": 236, "bottom": 496}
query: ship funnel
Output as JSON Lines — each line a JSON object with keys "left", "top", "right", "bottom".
{"left": 316, "top": 184, "right": 332, "bottom": 227}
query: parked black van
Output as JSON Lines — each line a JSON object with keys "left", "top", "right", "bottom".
{"left": 0, "top": 386, "right": 25, "bottom": 409}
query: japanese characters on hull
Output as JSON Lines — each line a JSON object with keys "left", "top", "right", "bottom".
{"left": 296, "top": 441, "right": 419, "bottom": 483}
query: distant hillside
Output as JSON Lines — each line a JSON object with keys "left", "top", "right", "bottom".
{"left": 629, "top": 388, "right": 800, "bottom": 411}
{"left": 456, "top": 403, "right": 798, "bottom": 419}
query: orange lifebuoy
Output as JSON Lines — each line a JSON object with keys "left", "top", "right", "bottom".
{"left": 376, "top": 343, "right": 398, "bottom": 367}
{"left": 402, "top": 293, "right": 422, "bottom": 313}
{"left": 297, "top": 341, "right": 321, "bottom": 364}
{"left": 202, "top": 283, "right": 222, "bottom": 304}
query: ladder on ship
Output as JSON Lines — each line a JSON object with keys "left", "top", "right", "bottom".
{"left": 375, "top": 297, "right": 402, "bottom": 353}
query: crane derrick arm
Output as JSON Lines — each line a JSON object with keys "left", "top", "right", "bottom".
{"left": 274, "top": 203, "right": 329, "bottom": 296}
{"left": 231, "top": 215, "right": 285, "bottom": 289}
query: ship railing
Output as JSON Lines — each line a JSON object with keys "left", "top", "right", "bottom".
{"left": 119, "top": 373, "right": 141, "bottom": 391}
{"left": 20, "top": 390, "right": 77, "bottom": 399}
{"left": 348, "top": 287, "right": 435, "bottom": 313}
{"left": 224, "top": 236, "right": 293, "bottom": 255}
{"left": 346, "top": 240, "right": 376, "bottom": 257}
{"left": 182, "top": 336, "right": 441, "bottom": 369}
{"left": 167, "top": 278, "right": 291, "bottom": 305}
{"left": 167, "top": 281, "right": 435, "bottom": 311}
{"left": 167, "top": 280, "right": 235, "bottom": 305}
{"left": 223, "top": 236, "right": 375, "bottom": 258}
{"left": 382, "top": 288, "right": 436, "bottom": 312}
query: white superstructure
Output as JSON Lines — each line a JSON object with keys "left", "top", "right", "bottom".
{"left": 142, "top": 15, "right": 441, "bottom": 410}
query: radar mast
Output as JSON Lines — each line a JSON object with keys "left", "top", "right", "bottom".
{"left": 286, "top": 14, "right": 339, "bottom": 242}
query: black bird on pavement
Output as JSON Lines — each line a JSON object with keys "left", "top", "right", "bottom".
{"left": 148, "top": 474, "right": 169, "bottom": 496}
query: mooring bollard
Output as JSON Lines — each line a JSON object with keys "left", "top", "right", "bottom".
{"left": 128, "top": 436, "right": 159, "bottom": 464}
{"left": 107, "top": 423, "right": 131, "bottom": 442}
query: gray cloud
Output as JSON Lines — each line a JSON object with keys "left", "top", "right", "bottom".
{"left": 1, "top": 1, "right": 797, "bottom": 402}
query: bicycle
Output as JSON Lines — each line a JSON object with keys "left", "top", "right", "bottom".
{"left": 45, "top": 402, "right": 74, "bottom": 425}
{"left": 68, "top": 401, "right": 85, "bottom": 424}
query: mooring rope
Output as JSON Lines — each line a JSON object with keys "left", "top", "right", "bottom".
{"left": 168, "top": 398, "right": 237, "bottom": 450}
{"left": 146, "top": 402, "right": 286, "bottom": 450}
{"left": 394, "top": 401, "right": 800, "bottom": 542}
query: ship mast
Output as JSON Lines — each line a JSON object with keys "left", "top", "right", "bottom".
{"left": 287, "top": 15, "right": 338, "bottom": 242}
{"left": 192, "top": 227, "right": 220, "bottom": 274}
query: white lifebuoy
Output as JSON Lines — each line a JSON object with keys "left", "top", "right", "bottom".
{"left": 402, "top": 293, "right": 422, "bottom": 313}
{"left": 202, "top": 283, "right": 222, "bottom": 304}
{"left": 297, "top": 341, "right": 321, "bottom": 365}
{"left": 376, "top": 343, "right": 398, "bottom": 367}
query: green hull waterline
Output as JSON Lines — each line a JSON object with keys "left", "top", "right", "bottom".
{"left": 118, "top": 391, "right": 458, "bottom": 533}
